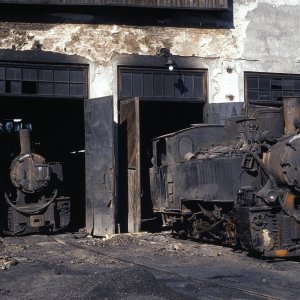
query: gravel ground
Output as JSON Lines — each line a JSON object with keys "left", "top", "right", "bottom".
{"left": 0, "top": 232, "right": 299, "bottom": 299}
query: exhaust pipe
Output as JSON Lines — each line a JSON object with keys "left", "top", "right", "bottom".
{"left": 19, "top": 129, "right": 31, "bottom": 154}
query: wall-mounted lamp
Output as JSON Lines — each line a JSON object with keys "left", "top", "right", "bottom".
{"left": 158, "top": 48, "right": 176, "bottom": 72}
{"left": 166, "top": 56, "right": 175, "bottom": 71}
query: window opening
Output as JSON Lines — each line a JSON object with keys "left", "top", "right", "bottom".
{"left": 245, "top": 72, "right": 300, "bottom": 105}
{"left": 119, "top": 67, "right": 206, "bottom": 102}
{"left": 0, "top": 63, "right": 88, "bottom": 99}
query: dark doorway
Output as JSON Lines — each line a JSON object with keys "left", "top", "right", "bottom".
{"left": 118, "top": 99, "right": 204, "bottom": 232}
{"left": 0, "top": 98, "right": 85, "bottom": 230}
{"left": 140, "top": 101, "right": 204, "bottom": 227}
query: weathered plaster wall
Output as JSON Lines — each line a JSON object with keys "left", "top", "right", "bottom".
{"left": 0, "top": 0, "right": 299, "bottom": 108}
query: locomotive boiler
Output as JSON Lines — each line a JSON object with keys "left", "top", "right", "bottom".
{"left": 149, "top": 97, "right": 300, "bottom": 258}
{"left": 0, "top": 124, "right": 71, "bottom": 235}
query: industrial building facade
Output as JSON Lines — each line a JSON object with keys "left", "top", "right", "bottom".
{"left": 0, "top": 0, "right": 299, "bottom": 236}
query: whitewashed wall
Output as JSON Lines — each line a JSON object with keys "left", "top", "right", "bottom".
{"left": 0, "top": 0, "right": 299, "bottom": 110}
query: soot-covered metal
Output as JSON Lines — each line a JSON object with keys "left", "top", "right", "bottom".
{"left": 149, "top": 97, "right": 300, "bottom": 258}
{"left": 0, "top": 123, "right": 71, "bottom": 235}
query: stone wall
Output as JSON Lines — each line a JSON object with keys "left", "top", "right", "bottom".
{"left": 0, "top": 0, "right": 299, "bottom": 107}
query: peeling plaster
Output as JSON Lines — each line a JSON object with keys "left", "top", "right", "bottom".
{"left": 0, "top": 1, "right": 299, "bottom": 104}
{"left": 261, "top": 0, "right": 300, "bottom": 6}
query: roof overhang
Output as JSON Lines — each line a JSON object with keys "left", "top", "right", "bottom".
{"left": 0, "top": 0, "right": 228, "bottom": 10}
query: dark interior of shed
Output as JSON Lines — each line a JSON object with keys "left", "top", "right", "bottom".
{"left": 118, "top": 100, "right": 204, "bottom": 232}
{"left": 0, "top": 98, "right": 85, "bottom": 230}
{"left": 140, "top": 101, "right": 204, "bottom": 223}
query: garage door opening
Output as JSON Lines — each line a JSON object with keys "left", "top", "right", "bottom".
{"left": 0, "top": 98, "right": 85, "bottom": 231}
{"left": 119, "top": 99, "right": 204, "bottom": 233}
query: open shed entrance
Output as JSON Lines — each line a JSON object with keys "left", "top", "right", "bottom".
{"left": 119, "top": 98, "right": 204, "bottom": 232}
{"left": 118, "top": 66, "right": 207, "bottom": 232}
{"left": 0, "top": 98, "right": 85, "bottom": 230}
{"left": 0, "top": 60, "right": 88, "bottom": 232}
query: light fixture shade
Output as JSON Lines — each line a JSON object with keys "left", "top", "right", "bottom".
{"left": 166, "top": 56, "right": 175, "bottom": 71}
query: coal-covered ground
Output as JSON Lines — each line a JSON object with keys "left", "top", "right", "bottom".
{"left": 0, "top": 232, "right": 299, "bottom": 299}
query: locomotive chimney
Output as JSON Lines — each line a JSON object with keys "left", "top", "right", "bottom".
{"left": 283, "top": 97, "right": 300, "bottom": 134}
{"left": 19, "top": 129, "right": 31, "bottom": 154}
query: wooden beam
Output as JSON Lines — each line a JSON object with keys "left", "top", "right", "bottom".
{"left": 0, "top": 0, "right": 228, "bottom": 10}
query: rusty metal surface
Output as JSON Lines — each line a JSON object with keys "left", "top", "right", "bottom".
{"left": 268, "top": 135, "right": 300, "bottom": 191}
{"left": 283, "top": 97, "right": 300, "bottom": 133}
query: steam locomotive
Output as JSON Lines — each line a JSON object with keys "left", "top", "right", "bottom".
{"left": 149, "top": 97, "right": 300, "bottom": 258}
{"left": 0, "top": 121, "right": 70, "bottom": 235}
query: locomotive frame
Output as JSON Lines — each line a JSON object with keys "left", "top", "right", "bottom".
{"left": 0, "top": 122, "right": 71, "bottom": 235}
{"left": 149, "top": 97, "right": 300, "bottom": 258}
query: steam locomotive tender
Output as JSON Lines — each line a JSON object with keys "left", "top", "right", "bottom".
{"left": 150, "top": 98, "right": 300, "bottom": 258}
{"left": 0, "top": 123, "right": 71, "bottom": 235}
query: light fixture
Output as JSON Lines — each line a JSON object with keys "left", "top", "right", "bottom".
{"left": 158, "top": 48, "right": 176, "bottom": 72}
{"left": 166, "top": 56, "right": 175, "bottom": 71}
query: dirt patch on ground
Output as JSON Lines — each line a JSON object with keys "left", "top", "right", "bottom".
{"left": 0, "top": 232, "right": 300, "bottom": 299}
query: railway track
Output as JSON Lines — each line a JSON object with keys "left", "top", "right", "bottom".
{"left": 53, "top": 236, "right": 286, "bottom": 300}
